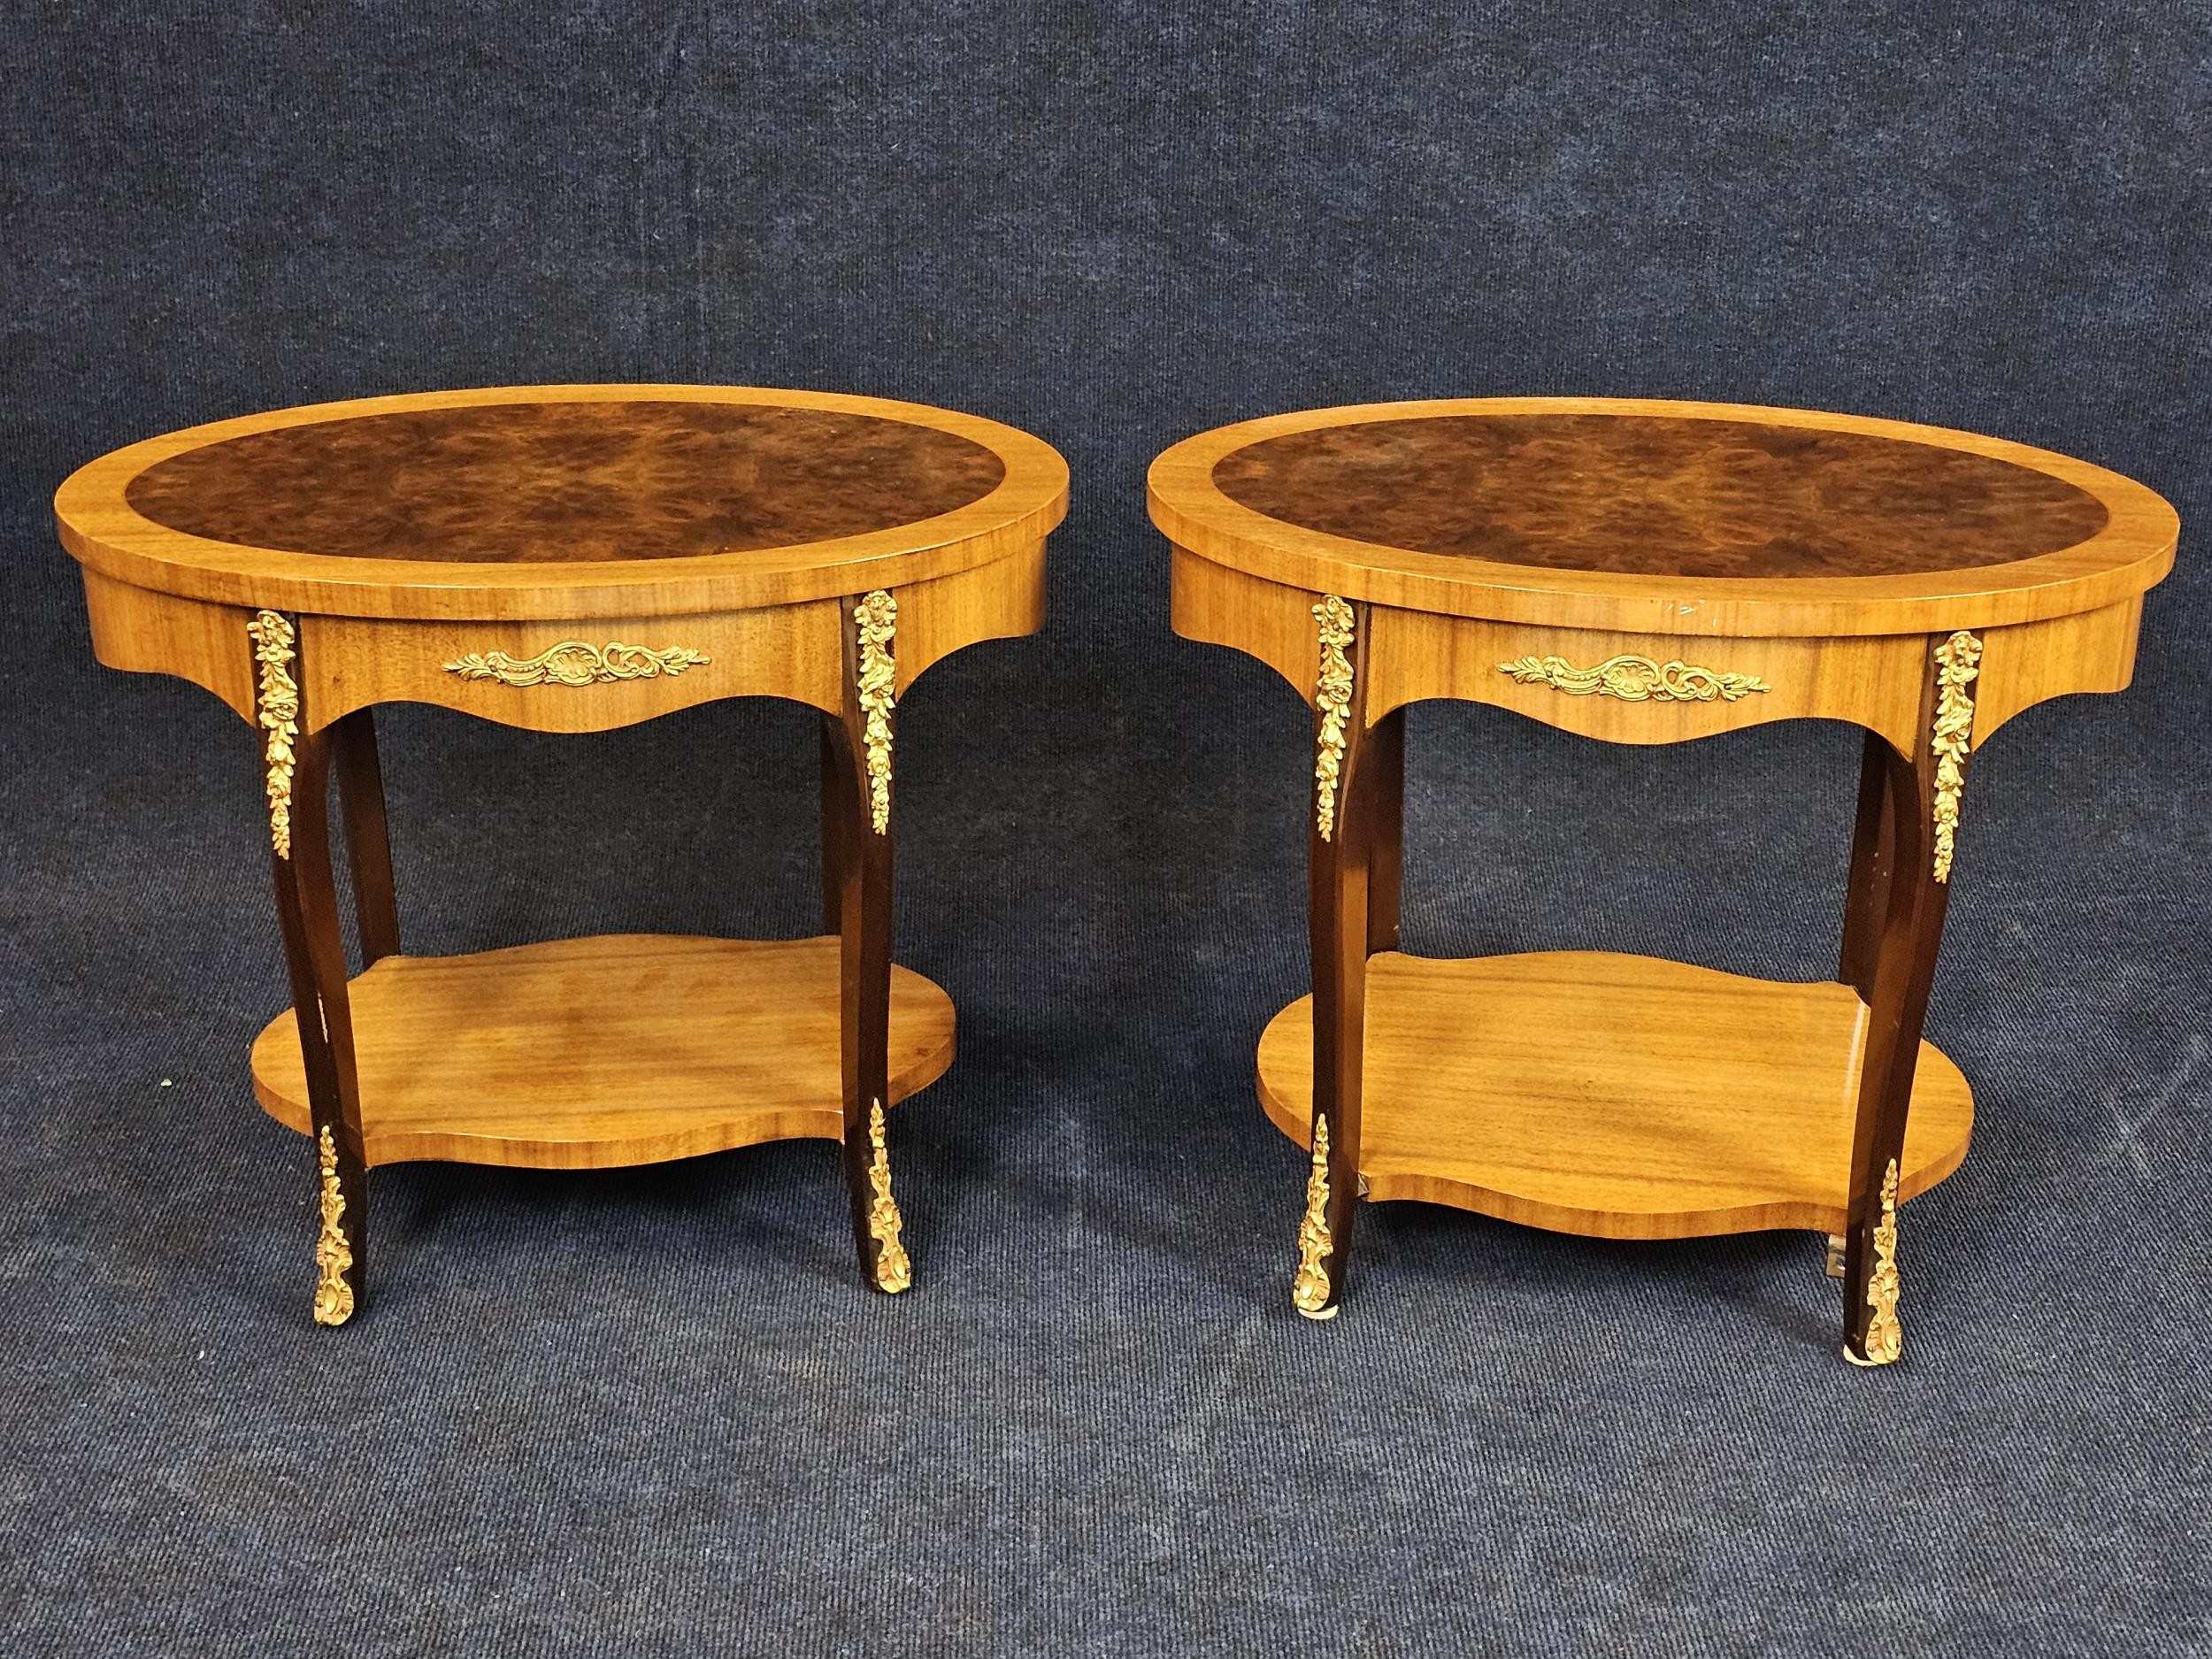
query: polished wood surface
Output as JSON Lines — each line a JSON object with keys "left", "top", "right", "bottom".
{"left": 1837, "top": 731, "right": 1894, "bottom": 1002}
{"left": 1164, "top": 395, "right": 2172, "bottom": 1356}
{"left": 65, "top": 385, "right": 1056, "bottom": 1317}
{"left": 58, "top": 385, "right": 1068, "bottom": 619}
{"left": 265, "top": 713, "right": 371, "bottom": 1320}
{"left": 1155, "top": 397, "right": 2177, "bottom": 635}
{"left": 824, "top": 608, "right": 907, "bottom": 1292}
{"left": 127, "top": 400, "right": 1008, "bottom": 564}
{"left": 329, "top": 709, "right": 399, "bottom": 967}
{"left": 250, "top": 934, "right": 956, "bottom": 1169}
{"left": 1170, "top": 532, "right": 2145, "bottom": 755}
{"left": 1363, "top": 707, "right": 1405, "bottom": 956}
{"left": 1301, "top": 595, "right": 1376, "bottom": 1316}
{"left": 1256, "top": 951, "right": 1974, "bottom": 1239}
{"left": 1970, "top": 596, "right": 2143, "bottom": 742}
{"left": 236, "top": 535, "right": 1048, "bottom": 735}
{"left": 1211, "top": 412, "right": 2113, "bottom": 578}
{"left": 1363, "top": 604, "right": 1932, "bottom": 751}
{"left": 81, "top": 567, "right": 257, "bottom": 719}
{"left": 1836, "top": 650, "right": 1959, "bottom": 1363}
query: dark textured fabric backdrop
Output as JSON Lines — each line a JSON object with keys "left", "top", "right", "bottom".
{"left": 4, "top": 4, "right": 2208, "bottom": 1655}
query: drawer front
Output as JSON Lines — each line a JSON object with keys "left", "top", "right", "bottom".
{"left": 299, "top": 603, "right": 846, "bottom": 732}
{"left": 1365, "top": 610, "right": 1930, "bottom": 751}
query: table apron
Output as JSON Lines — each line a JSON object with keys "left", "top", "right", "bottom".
{"left": 1171, "top": 550, "right": 2145, "bottom": 755}
{"left": 80, "top": 541, "right": 1048, "bottom": 733}
{"left": 84, "top": 567, "right": 260, "bottom": 720}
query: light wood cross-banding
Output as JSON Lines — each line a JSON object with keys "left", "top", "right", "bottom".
{"left": 1155, "top": 396, "right": 2176, "bottom": 1366}
{"left": 58, "top": 385, "right": 1067, "bottom": 1323}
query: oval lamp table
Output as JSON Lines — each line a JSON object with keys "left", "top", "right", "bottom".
{"left": 58, "top": 385, "right": 1067, "bottom": 1325}
{"left": 1152, "top": 396, "right": 2175, "bottom": 1365}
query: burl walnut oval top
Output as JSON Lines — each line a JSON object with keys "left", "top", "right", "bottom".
{"left": 58, "top": 386, "right": 1068, "bottom": 620}
{"left": 127, "top": 402, "right": 1007, "bottom": 564}
{"left": 1152, "top": 398, "right": 2177, "bottom": 635}
{"left": 1213, "top": 414, "right": 2110, "bottom": 579}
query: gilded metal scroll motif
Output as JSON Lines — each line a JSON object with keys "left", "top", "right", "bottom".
{"left": 441, "top": 641, "right": 710, "bottom": 687}
{"left": 1930, "top": 629, "right": 1982, "bottom": 884}
{"left": 865, "top": 1101, "right": 912, "bottom": 1294}
{"left": 1846, "top": 1159, "right": 1902, "bottom": 1368}
{"left": 1292, "top": 1115, "right": 1337, "bottom": 1319}
{"left": 1498, "top": 652, "right": 1770, "bottom": 703}
{"left": 312, "top": 1125, "right": 355, "bottom": 1327}
{"left": 1312, "top": 595, "right": 1356, "bottom": 841}
{"left": 855, "top": 590, "right": 898, "bottom": 835}
{"left": 246, "top": 611, "right": 300, "bottom": 859}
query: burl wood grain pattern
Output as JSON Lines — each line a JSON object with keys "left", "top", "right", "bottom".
{"left": 127, "top": 401, "right": 1008, "bottom": 563}
{"left": 1212, "top": 414, "right": 2110, "bottom": 580}
{"left": 1255, "top": 950, "right": 1975, "bottom": 1239}
{"left": 249, "top": 934, "right": 956, "bottom": 1169}
{"left": 64, "top": 387, "right": 1068, "bottom": 620}
{"left": 1153, "top": 398, "right": 2176, "bottom": 635}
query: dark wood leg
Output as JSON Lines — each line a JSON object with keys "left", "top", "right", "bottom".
{"left": 1840, "top": 634, "right": 1977, "bottom": 1365}
{"left": 819, "top": 715, "right": 851, "bottom": 936}
{"left": 329, "top": 707, "right": 400, "bottom": 967}
{"left": 1830, "top": 728, "right": 1895, "bottom": 1277}
{"left": 828, "top": 591, "right": 911, "bottom": 1294}
{"left": 1837, "top": 727, "right": 1895, "bottom": 1000}
{"left": 263, "top": 716, "right": 370, "bottom": 1327}
{"left": 1364, "top": 705, "right": 1405, "bottom": 956}
{"left": 1294, "top": 595, "right": 1371, "bottom": 1320}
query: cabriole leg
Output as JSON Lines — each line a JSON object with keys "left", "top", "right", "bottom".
{"left": 1294, "top": 595, "right": 1372, "bottom": 1320}
{"left": 828, "top": 591, "right": 911, "bottom": 1294}
{"left": 1840, "top": 630, "right": 1980, "bottom": 1365}
{"left": 250, "top": 611, "right": 369, "bottom": 1327}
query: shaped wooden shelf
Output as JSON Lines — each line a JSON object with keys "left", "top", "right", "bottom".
{"left": 250, "top": 933, "right": 956, "bottom": 1170}
{"left": 1256, "top": 949, "right": 1974, "bottom": 1240}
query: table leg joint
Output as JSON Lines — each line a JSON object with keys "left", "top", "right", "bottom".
{"left": 1930, "top": 629, "right": 1982, "bottom": 884}
{"left": 246, "top": 610, "right": 300, "bottom": 860}
{"left": 1311, "top": 595, "right": 1356, "bottom": 841}
{"left": 854, "top": 589, "right": 898, "bottom": 835}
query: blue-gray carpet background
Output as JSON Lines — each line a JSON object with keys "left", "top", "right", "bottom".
{"left": 3, "top": 5, "right": 2207, "bottom": 1655}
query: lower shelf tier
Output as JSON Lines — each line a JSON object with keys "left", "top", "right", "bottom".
{"left": 1256, "top": 949, "right": 1974, "bottom": 1240}
{"left": 251, "top": 933, "right": 956, "bottom": 1170}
